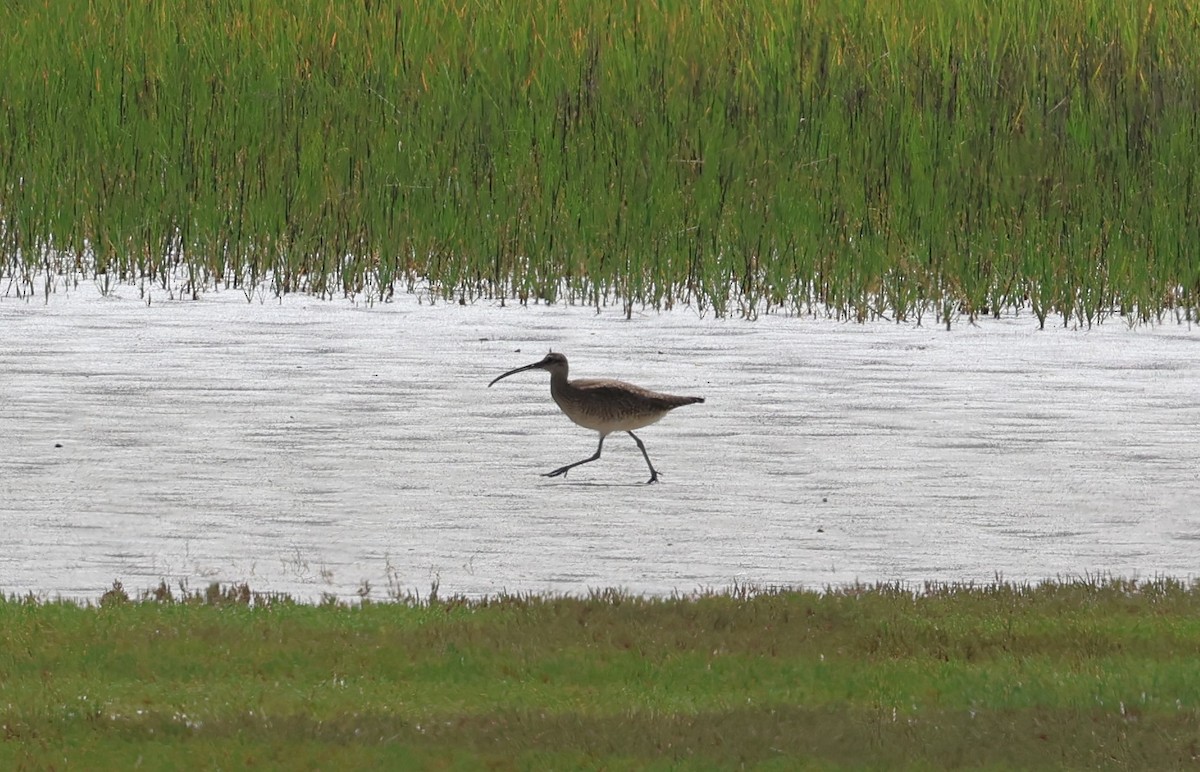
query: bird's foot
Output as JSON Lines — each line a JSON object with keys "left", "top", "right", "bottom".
{"left": 544, "top": 466, "right": 570, "bottom": 478}
{"left": 646, "top": 472, "right": 660, "bottom": 484}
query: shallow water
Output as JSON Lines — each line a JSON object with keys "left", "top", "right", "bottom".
{"left": 2, "top": 280, "right": 1198, "bottom": 601}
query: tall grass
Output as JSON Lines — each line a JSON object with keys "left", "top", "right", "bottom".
{"left": 1, "top": 0, "right": 1197, "bottom": 325}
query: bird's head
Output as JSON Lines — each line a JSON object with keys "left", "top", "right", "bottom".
{"left": 488, "top": 351, "right": 569, "bottom": 387}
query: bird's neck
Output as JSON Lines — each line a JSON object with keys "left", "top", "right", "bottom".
{"left": 548, "top": 369, "right": 571, "bottom": 400}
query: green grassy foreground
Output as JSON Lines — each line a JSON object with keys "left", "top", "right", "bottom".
{"left": 1, "top": 579, "right": 1198, "bottom": 768}
{"left": 2, "top": 1, "right": 1198, "bottom": 325}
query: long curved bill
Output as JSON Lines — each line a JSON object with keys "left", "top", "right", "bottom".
{"left": 488, "top": 361, "right": 543, "bottom": 387}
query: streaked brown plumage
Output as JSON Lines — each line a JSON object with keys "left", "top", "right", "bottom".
{"left": 488, "top": 352, "right": 704, "bottom": 483}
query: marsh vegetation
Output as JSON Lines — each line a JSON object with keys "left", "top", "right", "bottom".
{"left": 1, "top": 578, "right": 1197, "bottom": 768}
{"left": 2, "top": 0, "right": 1197, "bottom": 325}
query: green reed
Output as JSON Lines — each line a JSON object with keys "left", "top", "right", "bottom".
{"left": 1, "top": 0, "right": 1197, "bottom": 325}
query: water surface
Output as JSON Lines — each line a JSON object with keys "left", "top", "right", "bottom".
{"left": 2, "top": 281, "right": 1197, "bottom": 600}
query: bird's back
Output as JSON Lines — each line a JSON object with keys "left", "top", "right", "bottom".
{"left": 553, "top": 377, "right": 704, "bottom": 433}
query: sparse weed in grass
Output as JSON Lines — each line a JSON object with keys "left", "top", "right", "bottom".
{"left": 1, "top": 0, "right": 1198, "bottom": 324}
{"left": 1, "top": 578, "right": 1199, "bottom": 767}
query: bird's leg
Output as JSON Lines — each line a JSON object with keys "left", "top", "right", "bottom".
{"left": 545, "top": 435, "right": 605, "bottom": 479}
{"left": 628, "top": 431, "right": 660, "bottom": 484}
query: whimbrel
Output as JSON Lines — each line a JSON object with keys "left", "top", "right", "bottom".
{"left": 488, "top": 352, "right": 704, "bottom": 484}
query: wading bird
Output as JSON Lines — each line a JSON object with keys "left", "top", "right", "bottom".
{"left": 488, "top": 352, "right": 704, "bottom": 484}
